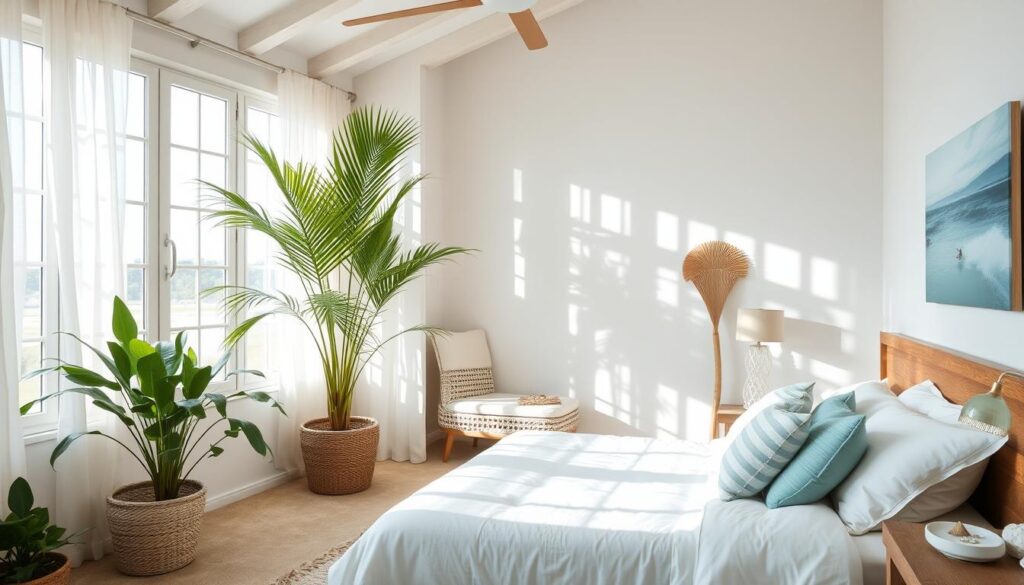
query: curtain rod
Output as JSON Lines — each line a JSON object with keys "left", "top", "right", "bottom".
{"left": 124, "top": 8, "right": 357, "bottom": 103}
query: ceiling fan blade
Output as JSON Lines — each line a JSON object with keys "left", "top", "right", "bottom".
{"left": 508, "top": 10, "right": 548, "bottom": 50}
{"left": 343, "top": 0, "right": 482, "bottom": 26}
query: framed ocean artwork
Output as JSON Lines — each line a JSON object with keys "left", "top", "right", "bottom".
{"left": 925, "top": 101, "right": 1023, "bottom": 311}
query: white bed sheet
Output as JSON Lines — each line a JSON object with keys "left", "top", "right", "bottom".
{"left": 328, "top": 431, "right": 863, "bottom": 585}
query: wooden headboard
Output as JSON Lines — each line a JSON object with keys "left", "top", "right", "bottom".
{"left": 880, "top": 332, "right": 1024, "bottom": 527}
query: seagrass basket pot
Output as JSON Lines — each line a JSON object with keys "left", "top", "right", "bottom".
{"left": 20, "top": 552, "right": 71, "bottom": 585}
{"left": 106, "top": 480, "right": 207, "bottom": 576}
{"left": 301, "top": 416, "right": 379, "bottom": 495}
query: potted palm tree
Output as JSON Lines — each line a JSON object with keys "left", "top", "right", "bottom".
{"left": 206, "top": 107, "right": 469, "bottom": 495}
{"left": 0, "top": 478, "right": 74, "bottom": 585}
{"left": 21, "top": 297, "right": 283, "bottom": 575}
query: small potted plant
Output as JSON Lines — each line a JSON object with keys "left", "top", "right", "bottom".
{"left": 206, "top": 107, "right": 470, "bottom": 495}
{"left": 0, "top": 477, "right": 74, "bottom": 585}
{"left": 21, "top": 297, "right": 285, "bottom": 576}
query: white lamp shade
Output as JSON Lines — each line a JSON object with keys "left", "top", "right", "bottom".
{"left": 736, "top": 308, "right": 784, "bottom": 343}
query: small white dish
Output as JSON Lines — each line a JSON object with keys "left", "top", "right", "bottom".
{"left": 924, "top": 521, "right": 1005, "bottom": 562}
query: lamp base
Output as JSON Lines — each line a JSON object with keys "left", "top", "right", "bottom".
{"left": 742, "top": 344, "right": 772, "bottom": 408}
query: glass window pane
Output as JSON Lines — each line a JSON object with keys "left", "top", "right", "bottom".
{"left": 126, "top": 267, "right": 145, "bottom": 329}
{"left": 200, "top": 327, "right": 225, "bottom": 372}
{"left": 23, "top": 267, "right": 41, "bottom": 339}
{"left": 25, "top": 119, "right": 42, "bottom": 191}
{"left": 170, "top": 86, "right": 198, "bottom": 148}
{"left": 127, "top": 73, "right": 145, "bottom": 138}
{"left": 245, "top": 321, "right": 268, "bottom": 374}
{"left": 124, "top": 203, "right": 145, "bottom": 265}
{"left": 19, "top": 342, "right": 42, "bottom": 413}
{"left": 126, "top": 139, "right": 145, "bottom": 202}
{"left": 200, "top": 95, "right": 226, "bottom": 154}
{"left": 171, "top": 208, "right": 198, "bottom": 267}
{"left": 200, "top": 152, "right": 226, "bottom": 191}
{"left": 23, "top": 44, "right": 42, "bottom": 118}
{"left": 199, "top": 269, "right": 225, "bottom": 325}
{"left": 170, "top": 268, "right": 197, "bottom": 329}
{"left": 170, "top": 146, "right": 199, "bottom": 207}
{"left": 247, "top": 108, "right": 268, "bottom": 144}
{"left": 25, "top": 193, "right": 42, "bottom": 262}
{"left": 201, "top": 214, "right": 225, "bottom": 266}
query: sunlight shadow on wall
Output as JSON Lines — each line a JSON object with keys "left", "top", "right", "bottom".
{"left": 513, "top": 169, "right": 525, "bottom": 298}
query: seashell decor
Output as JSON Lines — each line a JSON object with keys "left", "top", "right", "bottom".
{"left": 1002, "top": 523, "right": 1024, "bottom": 559}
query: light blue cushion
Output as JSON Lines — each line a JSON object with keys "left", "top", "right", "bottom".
{"left": 770, "top": 382, "right": 816, "bottom": 414}
{"left": 719, "top": 406, "right": 810, "bottom": 501}
{"left": 765, "top": 393, "right": 867, "bottom": 508}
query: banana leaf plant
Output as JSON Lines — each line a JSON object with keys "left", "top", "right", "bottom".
{"left": 0, "top": 478, "right": 75, "bottom": 584}
{"left": 21, "top": 297, "right": 285, "bottom": 501}
{"left": 204, "top": 107, "right": 470, "bottom": 431}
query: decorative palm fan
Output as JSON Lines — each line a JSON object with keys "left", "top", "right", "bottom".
{"left": 683, "top": 241, "right": 751, "bottom": 439}
{"left": 343, "top": 0, "right": 548, "bottom": 50}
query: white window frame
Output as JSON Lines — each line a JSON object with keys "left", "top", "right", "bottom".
{"left": 21, "top": 56, "right": 281, "bottom": 439}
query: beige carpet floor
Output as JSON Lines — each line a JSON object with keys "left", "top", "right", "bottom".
{"left": 72, "top": 438, "right": 483, "bottom": 585}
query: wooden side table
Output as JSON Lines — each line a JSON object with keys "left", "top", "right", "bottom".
{"left": 882, "top": 520, "right": 1020, "bottom": 585}
{"left": 714, "top": 403, "right": 745, "bottom": 438}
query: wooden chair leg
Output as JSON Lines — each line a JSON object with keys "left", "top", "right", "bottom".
{"left": 443, "top": 430, "right": 456, "bottom": 462}
{"left": 472, "top": 438, "right": 479, "bottom": 448}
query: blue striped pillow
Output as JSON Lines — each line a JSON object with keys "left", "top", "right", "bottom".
{"left": 719, "top": 406, "right": 811, "bottom": 501}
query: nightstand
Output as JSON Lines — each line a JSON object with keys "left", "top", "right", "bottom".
{"left": 714, "top": 403, "right": 745, "bottom": 438}
{"left": 882, "top": 520, "right": 1021, "bottom": 584}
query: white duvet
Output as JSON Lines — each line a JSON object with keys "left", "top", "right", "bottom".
{"left": 328, "top": 431, "right": 862, "bottom": 585}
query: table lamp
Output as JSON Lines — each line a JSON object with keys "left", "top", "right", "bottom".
{"left": 736, "top": 308, "right": 784, "bottom": 407}
{"left": 959, "top": 371, "right": 1019, "bottom": 436}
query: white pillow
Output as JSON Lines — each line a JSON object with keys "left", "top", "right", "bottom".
{"left": 891, "top": 380, "right": 984, "bottom": 523}
{"left": 832, "top": 391, "right": 1006, "bottom": 534}
{"left": 898, "top": 379, "right": 962, "bottom": 424}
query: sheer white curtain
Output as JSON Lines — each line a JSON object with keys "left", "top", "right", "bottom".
{"left": 0, "top": 0, "right": 27, "bottom": 509}
{"left": 354, "top": 164, "right": 427, "bottom": 464}
{"left": 272, "top": 71, "right": 350, "bottom": 474}
{"left": 41, "top": 0, "right": 132, "bottom": 564}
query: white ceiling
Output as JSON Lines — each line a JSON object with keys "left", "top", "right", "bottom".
{"left": 127, "top": 0, "right": 583, "bottom": 82}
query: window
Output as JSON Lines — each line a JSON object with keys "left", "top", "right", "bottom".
{"left": 16, "top": 55, "right": 279, "bottom": 434}
{"left": 239, "top": 100, "right": 281, "bottom": 381}
{"left": 5, "top": 41, "right": 55, "bottom": 417}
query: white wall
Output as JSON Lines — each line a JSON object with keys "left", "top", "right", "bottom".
{"left": 883, "top": 0, "right": 1024, "bottom": 371}
{"left": 429, "top": 0, "right": 883, "bottom": 440}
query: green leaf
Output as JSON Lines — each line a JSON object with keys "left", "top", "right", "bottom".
{"left": 229, "top": 418, "right": 270, "bottom": 456}
{"left": 185, "top": 366, "right": 212, "bottom": 400}
{"left": 243, "top": 390, "right": 286, "bottom": 416}
{"left": 92, "top": 399, "right": 135, "bottom": 427}
{"left": 136, "top": 352, "right": 167, "bottom": 402}
{"left": 209, "top": 445, "right": 224, "bottom": 457}
{"left": 61, "top": 365, "right": 120, "bottom": 390}
{"left": 21, "top": 386, "right": 112, "bottom": 416}
{"left": 210, "top": 351, "right": 232, "bottom": 379}
{"left": 127, "top": 338, "right": 157, "bottom": 376}
{"left": 7, "top": 477, "right": 33, "bottom": 517}
{"left": 112, "top": 296, "right": 139, "bottom": 343}
{"left": 107, "top": 342, "right": 132, "bottom": 387}
{"left": 50, "top": 431, "right": 103, "bottom": 467}
{"left": 175, "top": 398, "right": 207, "bottom": 419}
{"left": 206, "top": 392, "right": 228, "bottom": 418}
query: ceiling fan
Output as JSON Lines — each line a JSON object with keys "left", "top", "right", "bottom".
{"left": 343, "top": 0, "right": 548, "bottom": 50}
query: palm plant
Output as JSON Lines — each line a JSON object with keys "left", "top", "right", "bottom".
{"left": 205, "top": 107, "right": 470, "bottom": 431}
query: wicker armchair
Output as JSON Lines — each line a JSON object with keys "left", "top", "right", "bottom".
{"left": 432, "top": 330, "right": 580, "bottom": 462}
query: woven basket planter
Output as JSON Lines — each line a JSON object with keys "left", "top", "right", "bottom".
{"left": 301, "top": 417, "right": 379, "bottom": 495}
{"left": 18, "top": 552, "right": 70, "bottom": 585}
{"left": 106, "top": 480, "right": 207, "bottom": 576}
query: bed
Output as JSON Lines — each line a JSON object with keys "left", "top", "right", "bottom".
{"left": 328, "top": 334, "right": 1024, "bottom": 585}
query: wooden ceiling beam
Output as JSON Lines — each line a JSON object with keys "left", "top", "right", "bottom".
{"left": 239, "top": 0, "right": 362, "bottom": 56}
{"left": 148, "top": 0, "right": 210, "bottom": 23}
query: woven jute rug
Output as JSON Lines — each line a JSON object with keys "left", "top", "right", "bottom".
{"left": 270, "top": 537, "right": 358, "bottom": 585}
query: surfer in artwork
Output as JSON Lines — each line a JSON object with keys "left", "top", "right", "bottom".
{"left": 955, "top": 247, "right": 964, "bottom": 261}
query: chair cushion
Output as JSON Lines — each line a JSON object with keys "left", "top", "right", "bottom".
{"left": 445, "top": 393, "right": 579, "bottom": 419}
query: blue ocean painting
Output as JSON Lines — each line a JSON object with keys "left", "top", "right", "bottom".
{"left": 925, "top": 104, "right": 1014, "bottom": 310}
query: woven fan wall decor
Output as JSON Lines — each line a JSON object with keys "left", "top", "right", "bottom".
{"left": 682, "top": 241, "right": 751, "bottom": 439}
